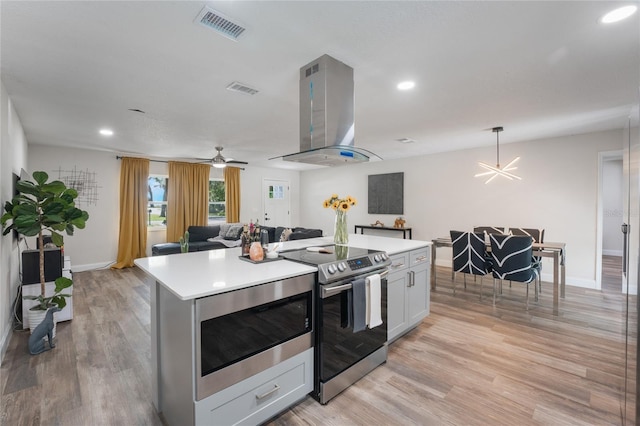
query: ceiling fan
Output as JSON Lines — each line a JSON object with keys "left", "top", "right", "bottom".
{"left": 200, "top": 146, "right": 248, "bottom": 168}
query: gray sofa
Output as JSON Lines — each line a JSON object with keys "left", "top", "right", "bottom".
{"left": 151, "top": 224, "right": 243, "bottom": 256}
{"left": 151, "top": 223, "right": 323, "bottom": 256}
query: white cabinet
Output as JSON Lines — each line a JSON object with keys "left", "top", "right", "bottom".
{"left": 22, "top": 256, "right": 72, "bottom": 329}
{"left": 387, "top": 247, "right": 430, "bottom": 343}
{"left": 408, "top": 248, "right": 430, "bottom": 323}
{"left": 387, "top": 251, "right": 410, "bottom": 342}
{"left": 195, "top": 349, "right": 313, "bottom": 426}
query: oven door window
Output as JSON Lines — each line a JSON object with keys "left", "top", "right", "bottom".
{"left": 200, "top": 291, "right": 312, "bottom": 376}
{"left": 319, "top": 282, "right": 387, "bottom": 381}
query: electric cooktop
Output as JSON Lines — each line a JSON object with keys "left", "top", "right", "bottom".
{"left": 280, "top": 245, "right": 390, "bottom": 284}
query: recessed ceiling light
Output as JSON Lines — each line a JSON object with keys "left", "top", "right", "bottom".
{"left": 397, "top": 81, "right": 415, "bottom": 91}
{"left": 99, "top": 129, "right": 114, "bottom": 136}
{"left": 601, "top": 5, "right": 637, "bottom": 23}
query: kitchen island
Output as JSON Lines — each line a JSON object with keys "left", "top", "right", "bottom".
{"left": 135, "top": 234, "right": 431, "bottom": 425}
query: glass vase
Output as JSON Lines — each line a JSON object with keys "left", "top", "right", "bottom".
{"left": 334, "top": 210, "right": 348, "bottom": 247}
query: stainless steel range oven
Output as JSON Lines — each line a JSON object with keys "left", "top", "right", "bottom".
{"left": 281, "top": 245, "right": 391, "bottom": 404}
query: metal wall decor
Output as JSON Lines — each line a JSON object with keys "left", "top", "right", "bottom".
{"left": 54, "top": 166, "right": 100, "bottom": 206}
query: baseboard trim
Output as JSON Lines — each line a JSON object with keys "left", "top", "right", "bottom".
{"left": 73, "top": 261, "right": 117, "bottom": 272}
{"left": 602, "top": 250, "right": 623, "bottom": 257}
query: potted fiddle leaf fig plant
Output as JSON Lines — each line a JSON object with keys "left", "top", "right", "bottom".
{"left": 1, "top": 171, "right": 89, "bottom": 334}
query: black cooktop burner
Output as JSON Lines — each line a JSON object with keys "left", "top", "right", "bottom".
{"left": 280, "top": 245, "right": 374, "bottom": 266}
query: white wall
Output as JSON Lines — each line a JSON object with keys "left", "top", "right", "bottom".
{"left": 28, "top": 149, "right": 302, "bottom": 264}
{"left": 603, "top": 159, "right": 623, "bottom": 256}
{"left": 0, "top": 80, "right": 28, "bottom": 360}
{"left": 299, "top": 129, "right": 623, "bottom": 288}
{"left": 16, "top": 128, "right": 626, "bottom": 289}
{"left": 28, "top": 146, "right": 120, "bottom": 271}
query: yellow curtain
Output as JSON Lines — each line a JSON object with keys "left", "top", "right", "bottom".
{"left": 224, "top": 167, "right": 241, "bottom": 223}
{"left": 166, "top": 161, "right": 210, "bottom": 242}
{"left": 113, "top": 157, "right": 150, "bottom": 269}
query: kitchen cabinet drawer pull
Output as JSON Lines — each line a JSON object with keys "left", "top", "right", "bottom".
{"left": 255, "top": 384, "right": 280, "bottom": 400}
{"left": 391, "top": 262, "right": 405, "bottom": 269}
{"left": 414, "top": 255, "right": 427, "bottom": 262}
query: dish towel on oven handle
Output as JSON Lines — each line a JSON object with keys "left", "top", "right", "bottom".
{"left": 352, "top": 278, "right": 367, "bottom": 333}
{"left": 367, "top": 273, "right": 382, "bottom": 328}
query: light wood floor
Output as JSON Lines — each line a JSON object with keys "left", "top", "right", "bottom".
{"left": 1, "top": 256, "right": 634, "bottom": 425}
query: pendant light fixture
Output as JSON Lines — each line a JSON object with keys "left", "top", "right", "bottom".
{"left": 475, "top": 127, "right": 521, "bottom": 184}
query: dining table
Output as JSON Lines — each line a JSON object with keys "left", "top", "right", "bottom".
{"left": 431, "top": 237, "right": 566, "bottom": 312}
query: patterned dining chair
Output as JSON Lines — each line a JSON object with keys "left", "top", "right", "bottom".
{"left": 508, "top": 227, "right": 544, "bottom": 244}
{"left": 489, "top": 234, "right": 541, "bottom": 309}
{"left": 473, "top": 226, "right": 505, "bottom": 236}
{"left": 450, "top": 230, "right": 490, "bottom": 298}
{"left": 509, "top": 228, "right": 545, "bottom": 291}
{"left": 472, "top": 227, "right": 503, "bottom": 281}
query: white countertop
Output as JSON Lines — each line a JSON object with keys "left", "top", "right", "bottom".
{"left": 342, "top": 234, "right": 431, "bottom": 254}
{"left": 135, "top": 247, "right": 317, "bottom": 300}
{"left": 275, "top": 234, "right": 430, "bottom": 255}
{"left": 135, "top": 234, "right": 431, "bottom": 301}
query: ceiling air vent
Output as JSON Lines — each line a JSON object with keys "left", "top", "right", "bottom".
{"left": 226, "top": 81, "right": 259, "bottom": 96}
{"left": 195, "top": 7, "right": 246, "bottom": 41}
{"left": 396, "top": 138, "right": 416, "bottom": 144}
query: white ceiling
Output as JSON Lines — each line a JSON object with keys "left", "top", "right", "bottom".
{"left": 1, "top": 1, "right": 638, "bottom": 170}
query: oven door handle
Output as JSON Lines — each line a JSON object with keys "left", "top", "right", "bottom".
{"left": 321, "top": 270, "right": 388, "bottom": 298}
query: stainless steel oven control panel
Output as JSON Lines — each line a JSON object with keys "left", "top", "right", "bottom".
{"left": 318, "top": 252, "right": 390, "bottom": 284}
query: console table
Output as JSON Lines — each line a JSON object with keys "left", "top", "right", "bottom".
{"left": 354, "top": 225, "right": 412, "bottom": 239}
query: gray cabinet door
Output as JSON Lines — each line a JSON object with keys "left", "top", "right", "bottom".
{"left": 408, "top": 267, "right": 429, "bottom": 324}
{"left": 408, "top": 248, "right": 430, "bottom": 325}
{"left": 387, "top": 270, "right": 409, "bottom": 342}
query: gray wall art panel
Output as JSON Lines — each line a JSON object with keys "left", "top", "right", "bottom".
{"left": 368, "top": 172, "right": 404, "bottom": 215}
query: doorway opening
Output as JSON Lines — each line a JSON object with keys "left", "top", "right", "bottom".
{"left": 596, "top": 150, "right": 623, "bottom": 292}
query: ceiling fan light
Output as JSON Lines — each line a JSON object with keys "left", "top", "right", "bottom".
{"left": 212, "top": 155, "right": 227, "bottom": 168}
{"left": 211, "top": 146, "right": 227, "bottom": 168}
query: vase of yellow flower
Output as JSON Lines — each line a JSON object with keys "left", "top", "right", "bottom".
{"left": 323, "top": 194, "right": 357, "bottom": 247}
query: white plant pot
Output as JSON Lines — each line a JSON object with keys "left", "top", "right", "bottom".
{"left": 28, "top": 309, "right": 57, "bottom": 339}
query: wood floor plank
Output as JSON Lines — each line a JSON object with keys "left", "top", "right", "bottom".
{"left": 0, "top": 256, "right": 634, "bottom": 425}
{"left": 1, "top": 386, "right": 42, "bottom": 426}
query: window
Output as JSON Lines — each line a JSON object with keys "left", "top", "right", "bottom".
{"left": 148, "top": 176, "right": 168, "bottom": 227}
{"left": 268, "top": 184, "right": 284, "bottom": 199}
{"left": 147, "top": 176, "right": 226, "bottom": 227}
{"left": 209, "top": 180, "right": 226, "bottom": 224}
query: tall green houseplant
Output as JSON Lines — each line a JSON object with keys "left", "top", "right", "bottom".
{"left": 1, "top": 171, "right": 89, "bottom": 311}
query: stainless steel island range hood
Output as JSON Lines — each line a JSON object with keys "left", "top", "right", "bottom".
{"left": 278, "top": 54, "right": 378, "bottom": 166}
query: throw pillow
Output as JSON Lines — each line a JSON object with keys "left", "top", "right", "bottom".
{"left": 218, "top": 223, "right": 232, "bottom": 238}
{"left": 224, "top": 224, "right": 244, "bottom": 240}
{"left": 280, "top": 228, "right": 293, "bottom": 242}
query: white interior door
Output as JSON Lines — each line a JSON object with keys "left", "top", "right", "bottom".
{"left": 263, "top": 179, "right": 290, "bottom": 227}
